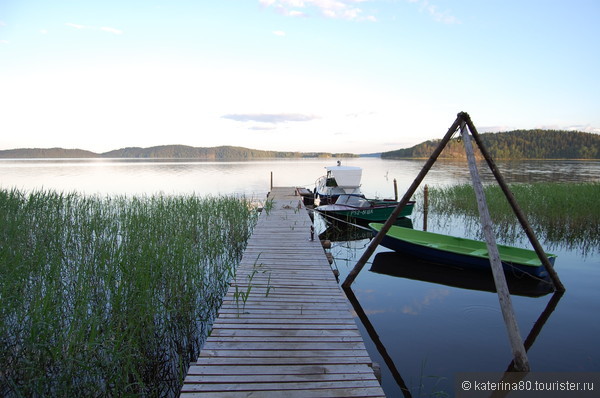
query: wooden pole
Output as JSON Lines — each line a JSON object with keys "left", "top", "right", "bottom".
{"left": 423, "top": 184, "right": 429, "bottom": 232}
{"left": 342, "top": 114, "right": 463, "bottom": 288}
{"left": 460, "top": 122, "right": 530, "bottom": 372}
{"left": 270, "top": 171, "right": 273, "bottom": 191}
{"left": 393, "top": 178, "right": 398, "bottom": 202}
{"left": 462, "top": 114, "right": 565, "bottom": 292}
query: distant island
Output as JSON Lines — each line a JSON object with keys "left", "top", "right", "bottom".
{"left": 0, "top": 145, "right": 358, "bottom": 160}
{"left": 382, "top": 129, "right": 600, "bottom": 160}
{"left": 2, "top": 130, "right": 599, "bottom": 160}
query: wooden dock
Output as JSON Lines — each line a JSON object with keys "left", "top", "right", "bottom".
{"left": 180, "top": 187, "right": 386, "bottom": 397}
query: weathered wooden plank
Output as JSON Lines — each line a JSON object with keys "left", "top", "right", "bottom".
{"left": 210, "top": 328, "right": 362, "bottom": 338}
{"left": 191, "top": 356, "right": 375, "bottom": 366}
{"left": 182, "top": 380, "right": 382, "bottom": 392}
{"left": 184, "top": 373, "right": 381, "bottom": 384}
{"left": 202, "top": 341, "right": 367, "bottom": 351}
{"left": 186, "top": 364, "right": 376, "bottom": 375}
{"left": 199, "top": 349, "right": 371, "bottom": 358}
{"left": 217, "top": 305, "right": 351, "bottom": 313}
{"left": 181, "top": 388, "right": 386, "bottom": 398}
{"left": 217, "top": 307, "right": 351, "bottom": 314}
{"left": 217, "top": 312, "right": 355, "bottom": 320}
{"left": 214, "top": 315, "right": 354, "bottom": 323}
{"left": 206, "top": 336, "right": 365, "bottom": 344}
{"left": 217, "top": 303, "right": 351, "bottom": 312}
{"left": 211, "top": 323, "right": 359, "bottom": 330}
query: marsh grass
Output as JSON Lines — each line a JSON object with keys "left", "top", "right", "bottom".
{"left": 0, "top": 188, "right": 257, "bottom": 397}
{"left": 416, "top": 182, "right": 600, "bottom": 254}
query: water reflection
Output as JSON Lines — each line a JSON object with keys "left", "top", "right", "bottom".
{"left": 2, "top": 158, "right": 599, "bottom": 198}
{"left": 343, "top": 286, "right": 413, "bottom": 398}
{"left": 343, "top": 254, "right": 563, "bottom": 397}
{"left": 370, "top": 252, "right": 554, "bottom": 299}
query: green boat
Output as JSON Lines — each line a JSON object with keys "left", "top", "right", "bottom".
{"left": 315, "top": 194, "right": 415, "bottom": 223}
{"left": 369, "top": 223, "right": 557, "bottom": 278}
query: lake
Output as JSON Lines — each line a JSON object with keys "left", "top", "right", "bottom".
{"left": 2, "top": 157, "right": 599, "bottom": 397}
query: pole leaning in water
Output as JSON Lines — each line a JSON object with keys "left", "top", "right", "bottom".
{"left": 460, "top": 121, "right": 530, "bottom": 372}
{"left": 342, "top": 114, "right": 463, "bottom": 288}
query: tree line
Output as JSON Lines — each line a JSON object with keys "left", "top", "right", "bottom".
{"left": 382, "top": 130, "right": 600, "bottom": 160}
{"left": 0, "top": 145, "right": 358, "bottom": 159}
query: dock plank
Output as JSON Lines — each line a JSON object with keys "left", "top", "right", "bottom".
{"left": 180, "top": 187, "right": 385, "bottom": 397}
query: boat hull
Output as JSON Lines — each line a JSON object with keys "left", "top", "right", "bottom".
{"left": 317, "top": 201, "right": 414, "bottom": 223}
{"left": 369, "top": 223, "right": 556, "bottom": 278}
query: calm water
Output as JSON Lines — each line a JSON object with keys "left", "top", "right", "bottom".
{"left": 2, "top": 157, "right": 599, "bottom": 396}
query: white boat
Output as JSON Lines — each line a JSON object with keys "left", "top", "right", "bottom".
{"left": 315, "top": 162, "right": 362, "bottom": 205}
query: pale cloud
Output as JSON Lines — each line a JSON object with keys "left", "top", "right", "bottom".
{"left": 260, "top": 0, "right": 376, "bottom": 21}
{"left": 402, "top": 288, "right": 450, "bottom": 315}
{"left": 40, "top": 29, "right": 48, "bottom": 35}
{"left": 481, "top": 124, "right": 600, "bottom": 134}
{"left": 249, "top": 125, "right": 277, "bottom": 131}
{"left": 272, "top": 30, "right": 286, "bottom": 36}
{"left": 536, "top": 124, "right": 600, "bottom": 134}
{"left": 65, "top": 22, "right": 86, "bottom": 29}
{"left": 222, "top": 113, "right": 319, "bottom": 123}
{"left": 409, "top": 0, "right": 460, "bottom": 24}
{"left": 479, "top": 125, "right": 515, "bottom": 133}
{"left": 0, "top": 39, "right": 8, "bottom": 44}
{"left": 100, "top": 26, "right": 123, "bottom": 35}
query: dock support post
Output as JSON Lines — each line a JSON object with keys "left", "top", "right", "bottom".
{"left": 423, "top": 184, "right": 429, "bottom": 231}
{"left": 460, "top": 122, "right": 530, "bottom": 372}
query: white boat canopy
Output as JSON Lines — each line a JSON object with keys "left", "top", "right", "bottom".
{"left": 325, "top": 165, "right": 362, "bottom": 193}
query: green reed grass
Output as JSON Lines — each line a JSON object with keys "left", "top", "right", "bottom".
{"left": 416, "top": 182, "right": 600, "bottom": 254}
{"left": 0, "top": 188, "right": 258, "bottom": 397}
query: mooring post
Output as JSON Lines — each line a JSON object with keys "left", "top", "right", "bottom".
{"left": 461, "top": 122, "right": 530, "bottom": 372}
{"left": 270, "top": 171, "right": 273, "bottom": 191}
{"left": 342, "top": 114, "right": 463, "bottom": 288}
{"left": 393, "top": 178, "right": 398, "bottom": 202}
{"left": 463, "top": 115, "right": 565, "bottom": 292}
{"left": 423, "top": 184, "right": 429, "bottom": 232}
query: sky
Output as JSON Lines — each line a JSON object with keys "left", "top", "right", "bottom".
{"left": 1, "top": 0, "right": 599, "bottom": 154}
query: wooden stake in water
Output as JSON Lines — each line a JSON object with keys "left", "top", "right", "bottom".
{"left": 423, "top": 184, "right": 429, "bottom": 232}
{"left": 460, "top": 122, "right": 530, "bottom": 372}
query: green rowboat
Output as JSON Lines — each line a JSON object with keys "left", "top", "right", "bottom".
{"left": 369, "top": 223, "right": 557, "bottom": 278}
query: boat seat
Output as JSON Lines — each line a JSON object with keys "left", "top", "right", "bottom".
{"left": 470, "top": 249, "right": 488, "bottom": 256}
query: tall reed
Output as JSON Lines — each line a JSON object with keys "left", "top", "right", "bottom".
{"left": 415, "top": 182, "right": 600, "bottom": 254}
{"left": 0, "top": 188, "right": 257, "bottom": 397}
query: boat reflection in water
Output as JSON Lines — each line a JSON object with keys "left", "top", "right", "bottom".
{"left": 369, "top": 251, "right": 554, "bottom": 298}
{"left": 317, "top": 215, "right": 413, "bottom": 242}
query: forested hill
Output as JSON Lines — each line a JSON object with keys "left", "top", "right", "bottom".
{"left": 0, "top": 145, "right": 356, "bottom": 159}
{"left": 381, "top": 130, "right": 600, "bottom": 160}
{"left": 0, "top": 148, "right": 98, "bottom": 158}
